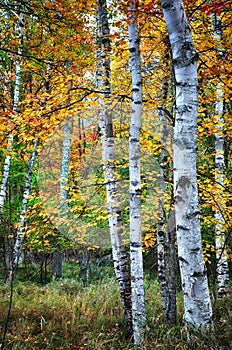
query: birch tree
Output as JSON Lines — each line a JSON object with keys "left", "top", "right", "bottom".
{"left": 7, "top": 139, "right": 38, "bottom": 283}
{"left": 157, "top": 37, "right": 176, "bottom": 324}
{"left": 127, "top": 0, "right": 146, "bottom": 344}
{"left": 0, "top": 12, "right": 23, "bottom": 221}
{"left": 160, "top": 0, "right": 212, "bottom": 327}
{"left": 96, "top": 0, "right": 132, "bottom": 333}
{"left": 212, "top": 13, "right": 230, "bottom": 298}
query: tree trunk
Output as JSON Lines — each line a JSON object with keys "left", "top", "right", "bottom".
{"left": 0, "top": 14, "right": 24, "bottom": 221}
{"left": 213, "top": 14, "right": 230, "bottom": 298}
{"left": 157, "top": 117, "right": 177, "bottom": 325}
{"left": 52, "top": 251, "right": 63, "bottom": 280}
{"left": 96, "top": 0, "right": 132, "bottom": 334}
{"left": 0, "top": 135, "right": 13, "bottom": 220}
{"left": 60, "top": 119, "right": 72, "bottom": 207}
{"left": 157, "top": 36, "right": 177, "bottom": 325}
{"left": 127, "top": 0, "right": 146, "bottom": 344}
{"left": 52, "top": 119, "right": 73, "bottom": 279}
{"left": 161, "top": 0, "right": 212, "bottom": 328}
{"left": 7, "top": 139, "right": 38, "bottom": 283}
{"left": 157, "top": 205, "right": 177, "bottom": 325}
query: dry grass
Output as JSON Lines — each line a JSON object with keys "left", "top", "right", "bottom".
{"left": 0, "top": 272, "right": 231, "bottom": 349}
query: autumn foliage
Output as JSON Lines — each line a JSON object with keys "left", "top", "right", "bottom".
{"left": 0, "top": 0, "right": 231, "bottom": 311}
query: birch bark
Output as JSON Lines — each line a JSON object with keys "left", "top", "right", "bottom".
{"left": 160, "top": 0, "right": 212, "bottom": 327}
{"left": 96, "top": 0, "right": 132, "bottom": 334}
{"left": 127, "top": 0, "right": 146, "bottom": 344}
{"left": 7, "top": 139, "right": 38, "bottom": 282}
{"left": 157, "top": 45, "right": 176, "bottom": 323}
{"left": 213, "top": 14, "right": 230, "bottom": 298}
{"left": 0, "top": 13, "right": 24, "bottom": 221}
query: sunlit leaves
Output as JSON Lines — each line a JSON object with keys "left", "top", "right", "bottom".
{"left": 0, "top": 0, "right": 231, "bottom": 266}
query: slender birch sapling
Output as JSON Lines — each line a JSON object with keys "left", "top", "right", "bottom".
{"left": 128, "top": 0, "right": 146, "bottom": 344}
{"left": 96, "top": 0, "right": 132, "bottom": 334}
{"left": 212, "top": 13, "right": 230, "bottom": 298}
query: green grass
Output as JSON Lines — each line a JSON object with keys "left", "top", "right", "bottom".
{"left": 0, "top": 264, "right": 231, "bottom": 349}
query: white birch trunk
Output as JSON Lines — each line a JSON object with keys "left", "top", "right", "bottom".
{"left": 60, "top": 120, "right": 72, "bottom": 205}
{"left": 128, "top": 0, "right": 146, "bottom": 344}
{"left": 7, "top": 139, "right": 38, "bottom": 282}
{"left": 213, "top": 14, "right": 230, "bottom": 298}
{"left": 96, "top": 0, "right": 132, "bottom": 334}
{"left": 0, "top": 14, "right": 23, "bottom": 220}
{"left": 0, "top": 135, "right": 14, "bottom": 219}
{"left": 161, "top": 0, "right": 212, "bottom": 327}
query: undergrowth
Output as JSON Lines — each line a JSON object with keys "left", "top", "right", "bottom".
{"left": 0, "top": 263, "right": 231, "bottom": 349}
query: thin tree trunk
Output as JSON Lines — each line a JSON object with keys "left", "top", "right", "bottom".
{"left": 96, "top": 0, "right": 132, "bottom": 334}
{"left": 157, "top": 201, "right": 177, "bottom": 325}
{"left": 157, "top": 40, "right": 177, "bottom": 324}
{"left": 7, "top": 139, "right": 38, "bottom": 282}
{"left": 0, "top": 14, "right": 24, "bottom": 221}
{"left": 165, "top": 208, "right": 177, "bottom": 320}
{"left": 60, "top": 120, "right": 72, "bottom": 206}
{"left": 0, "top": 135, "right": 13, "bottom": 220}
{"left": 4, "top": 219, "right": 12, "bottom": 275}
{"left": 161, "top": 0, "right": 212, "bottom": 328}
{"left": 52, "top": 251, "right": 63, "bottom": 280}
{"left": 53, "top": 119, "right": 72, "bottom": 279}
{"left": 213, "top": 14, "right": 230, "bottom": 298}
{"left": 127, "top": 0, "right": 146, "bottom": 344}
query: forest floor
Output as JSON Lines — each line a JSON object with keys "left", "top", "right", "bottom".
{"left": 0, "top": 261, "right": 231, "bottom": 350}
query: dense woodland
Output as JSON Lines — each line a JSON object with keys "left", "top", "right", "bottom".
{"left": 0, "top": 0, "right": 231, "bottom": 349}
